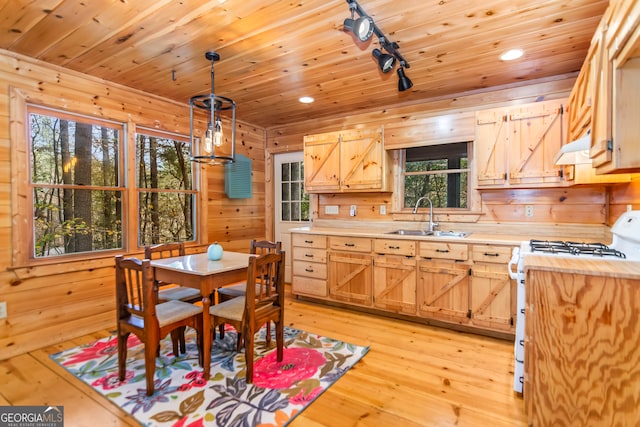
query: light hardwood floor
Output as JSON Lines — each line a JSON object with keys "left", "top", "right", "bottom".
{"left": 0, "top": 289, "right": 527, "bottom": 426}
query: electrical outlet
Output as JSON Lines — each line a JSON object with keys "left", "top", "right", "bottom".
{"left": 380, "top": 205, "right": 387, "bottom": 215}
{"left": 325, "top": 205, "right": 339, "bottom": 215}
{"left": 349, "top": 205, "right": 357, "bottom": 217}
{"left": 0, "top": 301, "right": 7, "bottom": 319}
{"left": 525, "top": 205, "right": 534, "bottom": 218}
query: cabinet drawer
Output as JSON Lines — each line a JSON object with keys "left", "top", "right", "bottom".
{"left": 419, "top": 241, "right": 468, "bottom": 260}
{"left": 292, "top": 234, "right": 327, "bottom": 249}
{"left": 293, "top": 261, "right": 327, "bottom": 279}
{"left": 329, "top": 236, "right": 372, "bottom": 253}
{"left": 293, "top": 247, "right": 327, "bottom": 263}
{"left": 471, "top": 245, "right": 513, "bottom": 263}
{"left": 292, "top": 276, "right": 328, "bottom": 297}
{"left": 374, "top": 239, "right": 416, "bottom": 256}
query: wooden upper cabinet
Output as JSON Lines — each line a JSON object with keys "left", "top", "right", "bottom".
{"left": 476, "top": 108, "right": 508, "bottom": 186}
{"left": 588, "top": 0, "right": 640, "bottom": 174}
{"left": 303, "top": 131, "right": 341, "bottom": 192}
{"left": 304, "top": 127, "right": 392, "bottom": 193}
{"left": 475, "top": 99, "right": 566, "bottom": 188}
{"left": 508, "top": 99, "right": 565, "bottom": 186}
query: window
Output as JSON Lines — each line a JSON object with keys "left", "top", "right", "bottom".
{"left": 27, "top": 105, "right": 195, "bottom": 259}
{"left": 29, "top": 107, "right": 123, "bottom": 258}
{"left": 402, "top": 143, "right": 470, "bottom": 210}
{"left": 135, "top": 129, "right": 196, "bottom": 246}
{"left": 280, "top": 160, "right": 309, "bottom": 221}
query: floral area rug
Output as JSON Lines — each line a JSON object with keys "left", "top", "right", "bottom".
{"left": 50, "top": 326, "right": 369, "bottom": 426}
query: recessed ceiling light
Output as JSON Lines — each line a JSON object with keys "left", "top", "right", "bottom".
{"left": 299, "top": 96, "right": 315, "bottom": 104}
{"left": 500, "top": 49, "right": 524, "bottom": 61}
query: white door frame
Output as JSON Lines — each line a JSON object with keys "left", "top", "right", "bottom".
{"left": 274, "top": 151, "right": 308, "bottom": 282}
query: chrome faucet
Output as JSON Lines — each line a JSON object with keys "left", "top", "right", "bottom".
{"left": 413, "top": 196, "right": 439, "bottom": 232}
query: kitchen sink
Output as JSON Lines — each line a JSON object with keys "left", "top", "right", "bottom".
{"left": 386, "top": 229, "right": 471, "bottom": 238}
{"left": 386, "top": 229, "right": 433, "bottom": 236}
{"left": 431, "top": 230, "right": 471, "bottom": 238}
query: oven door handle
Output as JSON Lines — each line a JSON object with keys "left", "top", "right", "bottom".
{"left": 508, "top": 247, "right": 520, "bottom": 280}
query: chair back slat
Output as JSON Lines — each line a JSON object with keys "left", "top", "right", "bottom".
{"left": 250, "top": 240, "right": 282, "bottom": 256}
{"left": 244, "top": 251, "right": 285, "bottom": 322}
{"left": 144, "top": 242, "right": 185, "bottom": 260}
{"left": 115, "top": 255, "right": 156, "bottom": 321}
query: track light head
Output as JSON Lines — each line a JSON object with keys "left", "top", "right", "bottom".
{"left": 372, "top": 48, "right": 396, "bottom": 73}
{"left": 397, "top": 67, "right": 413, "bottom": 92}
{"left": 343, "top": 15, "right": 375, "bottom": 42}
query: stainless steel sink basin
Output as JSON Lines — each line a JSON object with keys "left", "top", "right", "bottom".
{"left": 431, "top": 230, "right": 471, "bottom": 238}
{"left": 386, "top": 229, "right": 471, "bottom": 238}
{"left": 386, "top": 229, "right": 433, "bottom": 236}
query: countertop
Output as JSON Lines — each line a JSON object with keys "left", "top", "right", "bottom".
{"left": 523, "top": 254, "right": 640, "bottom": 279}
{"left": 289, "top": 225, "right": 598, "bottom": 247}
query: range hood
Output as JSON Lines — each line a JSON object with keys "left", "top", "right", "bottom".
{"left": 554, "top": 130, "right": 592, "bottom": 165}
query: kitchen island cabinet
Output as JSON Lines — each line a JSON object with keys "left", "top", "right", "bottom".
{"left": 524, "top": 256, "right": 640, "bottom": 426}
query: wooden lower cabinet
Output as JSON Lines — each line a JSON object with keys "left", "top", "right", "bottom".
{"left": 329, "top": 251, "right": 372, "bottom": 305}
{"left": 469, "top": 244, "right": 516, "bottom": 332}
{"left": 525, "top": 267, "right": 640, "bottom": 426}
{"left": 291, "top": 233, "right": 328, "bottom": 298}
{"left": 373, "top": 254, "right": 416, "bottom": 315}
{"left": 328, "top": 235, "right": 373, "bottom": 306}
{"left": 417, "top": 260, "right": 471, "bottom": 324}
{"left": 294, "top": 232, "right": 517, "bottom": 337}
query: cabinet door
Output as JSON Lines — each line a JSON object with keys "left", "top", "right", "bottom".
{"left": 417, "top": 260, "right": 470, "bottom": 324}
{"left": 470, "top": 263, "right": 514, "bottom": 332}
{"left": 590, "top": 27, "right": 614, "bottom": 170}
{"left": 340, "top": 128, "right": 390, "bottom": 191}
{"left": 328, "top": 251, "right": 372, "bottom": 306}
{"left": 508, "top": 99, "right": 565, "bottom": 186}
{"left": 373, "top": 254, "right": 416, "bottom": 314}
{"left": 303, "top": 131, "right": 340, "bottom": 192}
{"left": 475, "top": 108, "right": 508, "bottom": 187}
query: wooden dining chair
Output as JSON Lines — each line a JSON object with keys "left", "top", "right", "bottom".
{"left": 144, "top": 242, "right": 202, "bottom": 304}
{"left": 115, "top": 255, "right": 204, "bottom": 396}
{"left": 209, "top": 251, "right": 286, "bottom": 383}
{"left": 216, "top": 239, "right": 282, "bottom": 339}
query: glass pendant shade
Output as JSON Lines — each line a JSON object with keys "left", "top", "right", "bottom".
{"left": 190, "top": 52, "right": 236, "bottom": 165}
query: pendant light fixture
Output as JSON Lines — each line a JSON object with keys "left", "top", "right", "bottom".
{"left": 190, "top": 51, "right": 236, "bottom": 165}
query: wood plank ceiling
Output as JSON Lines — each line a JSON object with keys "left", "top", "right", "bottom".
{"left": 0, "top": 0, "right": 608, "bottom": 128}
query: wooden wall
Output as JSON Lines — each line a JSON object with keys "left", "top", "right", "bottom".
{"left": 0, "top": 50, "right": 265, "bottom": 359}
{"left": 265, "top": 75, "right": 640, "bottom": 229}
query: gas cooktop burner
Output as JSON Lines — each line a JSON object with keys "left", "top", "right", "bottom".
{"left": 529, "top": 240, "right": 627, "bottom": 258}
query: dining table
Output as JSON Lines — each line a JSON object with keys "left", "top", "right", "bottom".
{"left": 150, "top": 250, "right": 252, "bottom": 378}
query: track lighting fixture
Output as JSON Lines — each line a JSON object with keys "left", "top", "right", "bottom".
{"left": 344, "top": 14, "right": 374, "bottom": 42}
{"left": 372, "top": 48, "right": 395, "bottom": 73}
{"left": 190, "top": 51, "right": 236, "bottom": 165}
{"left": 343, "top": 0, "right": 413, "bottom": 91}
{"left": 397, "top": 67, "right": 413, "bottom": 92}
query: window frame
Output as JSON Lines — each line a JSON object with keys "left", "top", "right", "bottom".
{"left": 399, "top": 142, "right": 473, "bottom": 213}
{"left": 11, "top": 92, "right": 199, "bottom": 265}
{"left": 134, "top": 126, "right": 198, "bottom": 247}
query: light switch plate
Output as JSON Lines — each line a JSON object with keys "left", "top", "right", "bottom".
{"left": 380, "top": 205, "right": 387, "bottom": 215}
{"left": 349, "top": 205, "right": 357, "bottom": 217}
{"left": 0, "top": 302, "right": 7, "bottom": 319}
